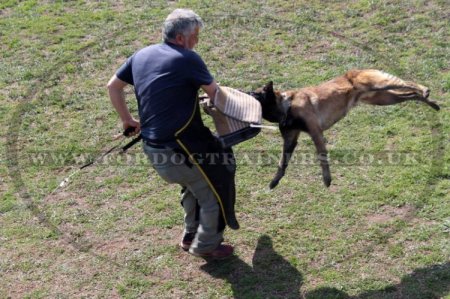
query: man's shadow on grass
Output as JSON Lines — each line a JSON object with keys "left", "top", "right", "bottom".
{"left": 201, "top": 234, "right": 302, "bottom": 298}
{"left": 201, "top": 235, "right": 450, "bottom": 299}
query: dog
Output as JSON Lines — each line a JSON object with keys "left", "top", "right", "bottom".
{"left": 250, "top": 69, "right": 440, "bottom": 189}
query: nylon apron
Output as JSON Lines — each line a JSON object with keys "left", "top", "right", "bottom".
{"left": 174, "top": 100, "right": 239, "bottom": 230}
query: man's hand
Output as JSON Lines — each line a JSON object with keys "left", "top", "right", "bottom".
{"left": 123, "top": 118, "right": 141, "bottom": 137}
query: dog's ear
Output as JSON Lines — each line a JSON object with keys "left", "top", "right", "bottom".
{"left": 263, "top": 81, "right": 274, "bottom": 93}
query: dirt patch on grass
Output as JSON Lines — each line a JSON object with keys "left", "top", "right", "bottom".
{"left": 366, "top": 204, "right": 416, "bottom": 225}
{"left": 45, "top": 190, "right": 90, "bottom": 208}
{"left": 95, "top": 236, "right": 135, "bottom": 258}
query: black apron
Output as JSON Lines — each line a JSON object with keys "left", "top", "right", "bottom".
{"left": 174, "top": 101, "right": 239, "bottom": 231}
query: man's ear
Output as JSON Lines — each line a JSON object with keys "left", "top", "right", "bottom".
{"left": 174, "top": 33, "right": 185, "bottom": 45}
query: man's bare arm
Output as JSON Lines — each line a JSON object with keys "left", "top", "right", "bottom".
{"left": 107, "top": 75, "right": 140, "bottom": 135}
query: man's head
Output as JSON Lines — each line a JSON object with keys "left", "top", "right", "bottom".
{"left": 163, "top": 9, "right": 203, "bottom": 49}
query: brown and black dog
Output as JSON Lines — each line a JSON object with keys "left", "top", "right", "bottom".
{"left": 250, "top": 69, "right": 440, "bottom": 189}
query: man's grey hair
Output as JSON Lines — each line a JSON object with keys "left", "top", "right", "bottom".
{"left": 162, "top": 9, "right": 203, "bottom": 42}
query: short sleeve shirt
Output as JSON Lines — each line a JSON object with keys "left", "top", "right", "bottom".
{"left": 116, "top": 42, "right": 214, "bottom": 141}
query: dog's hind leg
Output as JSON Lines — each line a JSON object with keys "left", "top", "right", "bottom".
{"left": 347, "top": 70, "right": 421, "bottom": 92}
{"left": 350, "top": 70, "right": 440, "bottom": 110}
{"left": 269, "top": 128, "right": 300, "bottom": 189}
{"left": 359, "top": 90, "right": 440, "bottom": 111}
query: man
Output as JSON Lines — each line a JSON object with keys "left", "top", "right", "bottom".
{"left": 107, "top": 9, "right": 237, "bottom": 259}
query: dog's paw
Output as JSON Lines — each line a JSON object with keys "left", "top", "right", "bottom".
{"left": 269, "top": 179, "right": 280, "bottom": 189}
{"left": 428, "top": 101, "right": 440, "bottom": 111}
{"left": 323, "top": 175, "right": 332, "bottom": 188}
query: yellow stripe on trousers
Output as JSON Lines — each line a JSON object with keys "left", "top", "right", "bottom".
{"left": 175, "top": 98, "right": 229, "bottom": 227}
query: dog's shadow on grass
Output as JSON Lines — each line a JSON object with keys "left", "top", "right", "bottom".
{"left": 201, "top": 235, "right": 450, "bottom": 299}
{"left": 307, "top": 261, "right": 450, "bottom": 299}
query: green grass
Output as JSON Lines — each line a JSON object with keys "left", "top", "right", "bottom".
{"left": 1, "top": 0, "right": 449, "bottom": 298}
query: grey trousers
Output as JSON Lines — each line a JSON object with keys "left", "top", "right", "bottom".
{"left": 143, "top": 143, "right": 224, "bottom": 254}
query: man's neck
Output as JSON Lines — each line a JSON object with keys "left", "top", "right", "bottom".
{"left": 166, "top": 39, "right": 185, "bottom": 48}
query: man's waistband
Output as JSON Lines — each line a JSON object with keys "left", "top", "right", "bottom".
{"left": 142, "top": 137, "right": 176, "bottom": 149}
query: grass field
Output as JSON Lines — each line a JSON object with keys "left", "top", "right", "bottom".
{"left": 1, "top": 0, "right": 449, "bottom": 298}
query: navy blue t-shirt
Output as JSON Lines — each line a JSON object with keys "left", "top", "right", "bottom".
{"left": 116, "top": 42, "right": 214, "bottom": 142}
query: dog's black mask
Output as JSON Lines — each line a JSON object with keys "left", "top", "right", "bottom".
{"left": 249, "top": 81, "right": 284, "bottom": 123}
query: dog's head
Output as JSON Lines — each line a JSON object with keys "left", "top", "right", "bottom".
{"left": 250, "top": 81, "right": 285, "bottom": 123}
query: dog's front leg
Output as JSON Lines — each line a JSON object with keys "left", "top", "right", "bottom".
{"left": 306, "top": 122, "right": 331, "bottom": 187}
{"left": 269, "top": 128, "right": 300, "bottom": 189}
